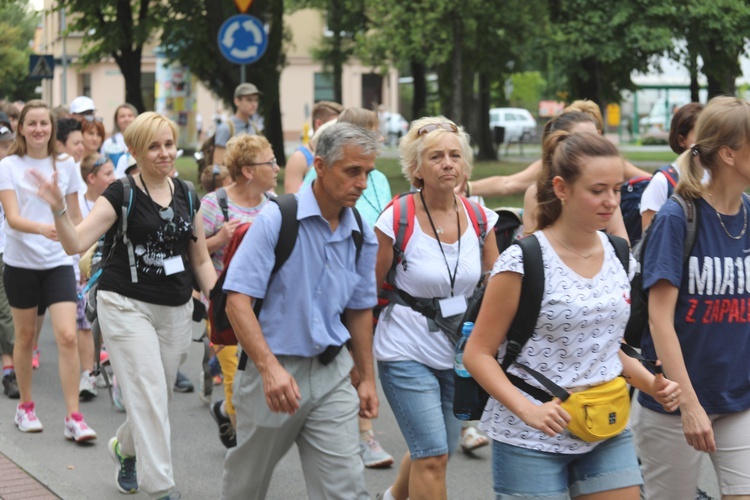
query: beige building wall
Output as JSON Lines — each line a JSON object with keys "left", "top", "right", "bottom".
{"left": 39, "top": 3, "right": 399, "bottom": 147}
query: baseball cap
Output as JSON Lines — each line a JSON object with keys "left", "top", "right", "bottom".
{"left": 70, "top": 96, "right": 96, "bottom": 114}
{"left": 234, "top": 83, "right": 261, "bottom": 98}
{"left": 0, "top": 122, "right": 14, "bottom": 142}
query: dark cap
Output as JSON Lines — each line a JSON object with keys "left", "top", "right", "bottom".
{"left": 234, "top": 83, "right": 261, "bottom": 98}
{"left": 0, "top": 122, "right": 15, "bottom": 142}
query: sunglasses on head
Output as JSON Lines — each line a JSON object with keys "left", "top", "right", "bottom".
{"left": 416, "top": 122, "right": 458, "bottom": 136}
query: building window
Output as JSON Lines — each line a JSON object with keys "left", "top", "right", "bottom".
{"left": 79, "top": 73, "right": 91, "bottom": 97}
{"left": 361, "top": 73, "right": 382, "bottom": 110}
{"left": 314, "top": 72, "right": 335, "bottom": 102}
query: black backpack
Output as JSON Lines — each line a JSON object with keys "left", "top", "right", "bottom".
{"left": 620, "top": 165, "right": 679, "bottom": 246}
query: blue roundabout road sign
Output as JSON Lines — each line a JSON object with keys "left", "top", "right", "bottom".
{"left": 218, "top": 14, "right": 268, "bottom": 65}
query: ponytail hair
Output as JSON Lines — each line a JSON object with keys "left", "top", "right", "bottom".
{"left": 536, "top": 130, "right": 620, "bottom": 230}
{"left": 564, "top": 99, "right": 604, "bottom": 133}
{"left": 675, "top": 96, "right": 750, "bottom": 200}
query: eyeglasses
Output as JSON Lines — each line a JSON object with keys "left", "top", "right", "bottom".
{"left": 416, "top": 122, "right": 458, "bottom": 136}
{"left": 83, "top": 115, "right": 104, "bottom": 123}
{"left": 250, "top": 158, "right": 277, "bottom": 167}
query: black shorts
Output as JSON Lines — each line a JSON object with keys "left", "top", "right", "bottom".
{"left": 3, "top": 264, "right": 77, "bottom": 309}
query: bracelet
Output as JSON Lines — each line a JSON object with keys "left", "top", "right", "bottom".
{"left": 466, "top": 181, "right": 472, "bottom": 197}
{"left": 52, "top": 205, "right": 67, "bottom": 217}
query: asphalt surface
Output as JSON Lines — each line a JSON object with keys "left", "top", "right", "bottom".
{"left": 0, "top": 315, "right": 722, "bottom": 499}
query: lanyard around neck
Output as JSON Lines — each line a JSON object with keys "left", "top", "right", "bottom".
{"left": 420, "top": 190, "right": 461, "bottom": 296}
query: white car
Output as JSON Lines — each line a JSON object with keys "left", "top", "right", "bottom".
{"left": 489, "top": 107, "right": 537, "bottom": 143}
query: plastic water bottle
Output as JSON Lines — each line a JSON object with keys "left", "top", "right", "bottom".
{"left": 453, "top": 322, "right": 474, "bottom": 420}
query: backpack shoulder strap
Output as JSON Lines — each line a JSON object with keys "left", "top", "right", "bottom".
{"left": 118, "top": 176, "right": 138, "bottom": 283}
{"left": 269, "top": 194, "right": 299, "bottom": 274}
{"left": 502, "top": 235, "right": 544, "bottom": 370}
{"left": 216, "top": 187, "right": 230, "bottom": 221}
{"left": 671, "top": 193, "right": 699, "bottom": 262}
{"left": 351, "top": 207, "right": 364, "bottom": 263}
{"left": 605, "top": 233, "right": 630, "bottom": 275}
{"left": 393, "top": 192, "right": 416, "bottom": 255}
{"left": 177, "top": 179, "right": 199, "bottom": 220}
{"left": 458, "top": 196, "right": 488, "bottom": 242}
{"left": 656, "top": 164, "right": 679, "bottom": 188}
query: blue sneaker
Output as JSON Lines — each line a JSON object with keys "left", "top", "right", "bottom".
{"left": 108, "top": 437, "right": 138, "bottom": 494}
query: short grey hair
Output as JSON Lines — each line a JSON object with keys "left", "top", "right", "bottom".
{"left": 316, "top": 122, "right": 381, "bottom": 167}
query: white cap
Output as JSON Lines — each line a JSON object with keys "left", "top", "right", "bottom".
{"left": 70, "top": 96, "right": 95, "bottom": 114}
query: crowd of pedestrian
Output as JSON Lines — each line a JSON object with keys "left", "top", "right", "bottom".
{"left": 0, "top": 88, "right": 748, "bottom": 500}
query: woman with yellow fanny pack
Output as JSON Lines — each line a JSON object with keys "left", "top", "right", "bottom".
{"left": 463, "top": 130, "right": 681, "bottom": 499}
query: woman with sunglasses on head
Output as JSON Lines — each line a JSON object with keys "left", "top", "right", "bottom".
{"left": 374, "top": 117, "right": 500, "bottom": 500}
{"left": 463, "top": 130, "right": 680, "bottom": 500}
{"left": 199, "top": 133, "right": 278, "bottom": 448}
{"left": 634, "top": 96, "right": 750, "bottom": 500}
{"left": 0, "top": 100, "right": 96, "bottom": 441}
{"left": 31, "top": 111, "right": 216, "bottom": 499}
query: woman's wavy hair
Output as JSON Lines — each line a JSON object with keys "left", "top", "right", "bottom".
{"left": 536, "top": 131, "right": 621, "bottom": 230}
{"left": 676, "top": 96, "right": 750, "bottom": 200}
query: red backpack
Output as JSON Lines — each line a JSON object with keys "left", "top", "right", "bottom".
{"left": 375, "top": 193, "right": 488, "bottom": 326}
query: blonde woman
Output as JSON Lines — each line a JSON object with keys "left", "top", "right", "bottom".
{"left": 31, "top": 112, "right": 216, "bottom": 499}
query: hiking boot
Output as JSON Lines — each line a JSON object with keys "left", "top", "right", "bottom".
{"left": 3, "top": 372, "right": 20, "bottom": 399}
{"left": 210, "top": 400, "right": 236, "bottom": 448}
{"left": 108, "top": 437, "right": 138, "bottom": 494}
{"left": 64, "top": 412, "right": 97, "bottom": 442}
{"left": 173, "top": 371, "right": 194, "bottom": 393}
{"left": 15, "top": 401, "right": 43, "bottom": 432}
{"left": 32, "top": 348, "right": 40, "bottom": 369}
{"left": 359, "top": 431, "right": 394, "bottom": 468}
{"left": 79, "top": 371, "right": 98, "bottom": 400}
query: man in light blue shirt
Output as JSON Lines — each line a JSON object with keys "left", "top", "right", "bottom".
{"left": 221, "top": 123, "right": 380, "bottom": 500}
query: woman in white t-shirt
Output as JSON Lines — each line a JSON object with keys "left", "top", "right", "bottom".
{"left": 0, "top": 100, "right": 96, "bottom": 442}
{"left": 373, "top": 116, "right": 499, "bottom": 500}
{"left": 101, "top": 104, "right": 137, "bottom": 169}
{"left": 640, "top": 102, "right": 705, "bottom": 232}
{"left": 464, "top": 131, "right": 680, "bottom": 499}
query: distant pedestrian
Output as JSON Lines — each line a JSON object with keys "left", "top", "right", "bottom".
{"left": 0, "top": 100, "right": 95, "bottom": 441}
{"left": 0, "top": 119, "right": 18, "bottom": 400}
{"left": 212, "top": 83, "right": 262, "bottom": 166}
{"left": 221, "top": 123, "right": 380, "bottom": 499}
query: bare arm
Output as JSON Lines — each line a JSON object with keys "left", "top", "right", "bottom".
{"left": 470, "top": 160, "right": 542, "bottom": 198}
{"left": 649, "top": 279, "right": 715, "bottom": 452}
{"left": 283, "top": 150, "right": 309, "bottom": 194}
{"left": 605, "top": 206, "right": 629, "bottom": 243}
{"left": 522, "top": 184, "right": 538, "bottom": 232}
{"left": 481, "top": 224, "right": 500, "bottom": 274}
{"left": 345, "top": 308, "right": 379, "bottom": 418}
{"left": 641, "top": 210, "right": 656, "bottom": 234}
{"left": 375, "top": 228, "right": 394, "bottom": 288}
{"left": 464, "top": 271, "right": 571, "bottom": 437}
{"left": 624, "top": 161, "right": 651, "bottom": 179}
{"left": 0, "top": 190, "right": 60, "bottom": 238}
{"left": 212, "top": 146, "right": 225, "bottom": 166}
{"left": 187, "top": 215, "right": 217, "bottom": 298}
{"left": 226, "top": 291, "right": 302, "bottom": 414}
{"left": 618, "top": 351, "right": 680, "bottom": 412}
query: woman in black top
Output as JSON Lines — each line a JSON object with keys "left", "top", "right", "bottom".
{"left": 32, "top": 112, "right": 216, "bottom": 500}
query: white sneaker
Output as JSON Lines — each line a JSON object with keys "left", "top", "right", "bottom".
{"left": 64, "top": 412, "right": 97, "bottom": 442}
{"left": 95, "top": 371, "right": 108, "bottom": 388}
{"left": 79, "top": 371, "right": 98, "bottom": 400}
{"left": 15, "top": 401, "right": 44, "bottom": 432}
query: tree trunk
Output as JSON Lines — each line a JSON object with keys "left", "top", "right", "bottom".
{"left": 263, "top": 0, "right": 287, "bottom": 166}
{"left": 688, "top": 40, "right": 700, "bottom": 102}
{"left": 475, "top": 72, "right": 496, "bottom": 161}
{"left": 702, "top": 45, "right": 739, "bottom": 98}
{"left": 450, "top": 16, "right": 462, "bottom": 122}
{"left": 113, "top": 48, "right": 146, "bottom": 113}
{"left": 330, "top": 0, "right": 343, "bottom": 103}
{"left": 411, "top": 60, "right": 427, "bottom": 119}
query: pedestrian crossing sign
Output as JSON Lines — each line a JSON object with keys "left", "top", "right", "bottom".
{"left": 29, "top": 55, "right": 54, "bottom": 79}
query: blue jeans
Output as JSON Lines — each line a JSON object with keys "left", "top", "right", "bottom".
{"left": 378, "top": 360, "right": 461, "bottom": 459}
{"left": 492, "top": 430, "right": 643, "bottom": 499}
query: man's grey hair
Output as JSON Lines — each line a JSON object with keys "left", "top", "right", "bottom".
{"left": 316, "top": 122, "right": 381, "bottom": 167}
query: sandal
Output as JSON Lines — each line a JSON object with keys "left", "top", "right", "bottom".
{"left": 460, "top": 426, "right": 489, "bottom": 453}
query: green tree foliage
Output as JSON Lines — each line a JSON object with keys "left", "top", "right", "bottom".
{"left": 0, "top": 1, "right": 39, "bottom": 101}
{"left": 162, "top": 0, "right": 289, "bottom": 164}
{"left": 54, "top": 0, "right": 178, "bottom": 112}
{"left": 545, "top": 0, "right": 673, "bottom": 110}
{"left": 509, "top": 72, "right": 547, "bottom": 114}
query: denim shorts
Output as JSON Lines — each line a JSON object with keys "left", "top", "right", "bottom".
{"left": 492, "top": 430, "right": 643, "bottom": 499}
{"left": 378, "top": 360, "right": 461, "bottom": 459}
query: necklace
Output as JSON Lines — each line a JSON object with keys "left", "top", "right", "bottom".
{"left": 549, "top": 229, "right": 593, "bottom": 259}
{"left": 708, "top": 192, "right": 748, "bottom": 240}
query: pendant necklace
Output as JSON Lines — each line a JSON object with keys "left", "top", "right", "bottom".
{"left": 549, "top": 229, "right": 593, "bottom": 259}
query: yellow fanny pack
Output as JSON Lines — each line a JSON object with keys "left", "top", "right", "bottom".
{"left": 559, "top": 376, "right": 630, "bottom": 442}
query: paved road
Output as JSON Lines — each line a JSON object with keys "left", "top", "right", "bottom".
{"left": 0, "top": 317, "right": 719, "bottom": 499}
